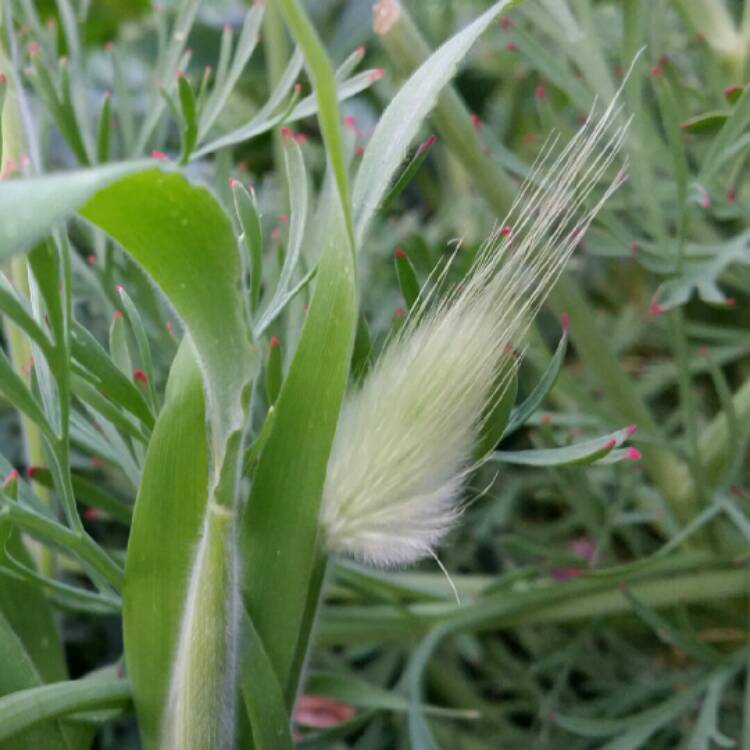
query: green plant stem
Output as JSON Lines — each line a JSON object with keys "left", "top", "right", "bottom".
{"left": 0, "top": 501, "right": 123, "bottom": 590}
{"left": 0, "top": 38, "right": 56, "bottom": 576}
{"left": 276, "top": 0, "right": 354, "bottom": 246}
{"left": 376, "top": 1, "right": 697, "bottom": 530}
{"left": 318, "top": 558, "right": 748, "bottom": 645}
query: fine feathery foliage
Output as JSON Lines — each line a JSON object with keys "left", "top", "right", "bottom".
{"left": 322, "top": 103, "right": 628, "bottom": 567}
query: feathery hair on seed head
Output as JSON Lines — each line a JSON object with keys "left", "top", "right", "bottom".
{"left": 322, "top": 98, "right": 629, "bottom": 568}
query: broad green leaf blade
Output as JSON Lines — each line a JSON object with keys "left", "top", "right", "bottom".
{"left": 352, "top": 0, "right": 512, "bottom": 243}
{"left": 79, "top": 168, "right": 256, "bottom": 446}
{"left": 123, "top": 340, "right": 208, "bottom": 750}
{"left": 0, "top": 577, "right": 92, "bottom": 750}
{"left": 489, "top": 425, "right": 636, "bottom": 467}
{"left": 0, "top": 676, "right": 130, "bottom": 744}
{"left": 0, "top": 162, "right": 148, "bottom": 259}
{"left": 241, "top": 185, "right": 357, "bottom": 701}
{"left": 0, "top": 536, "right": 68, "bottom": 685}
{"left": 239, "top": 608, "right": 294, "bottom": 750}
{"left": 0, "top": 164, "right": 256, "bottom": 448}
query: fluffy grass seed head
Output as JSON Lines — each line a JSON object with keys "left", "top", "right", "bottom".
{"left": 321, "top": 99, "right": 630, "bottom": 568}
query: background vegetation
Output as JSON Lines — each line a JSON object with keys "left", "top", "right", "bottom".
{"left": 0, "top": 0, "right": 748, "bottom": 748}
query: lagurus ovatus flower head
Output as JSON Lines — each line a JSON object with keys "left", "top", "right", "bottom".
{"left": 321, "top": 99, "right": 630, "bottom": 568}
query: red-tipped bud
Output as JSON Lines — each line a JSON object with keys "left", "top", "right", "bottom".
{"left": 354, "top": 145, "right": 365, "bottom": 156}
{"left": 86, "top": 255, "right": 97, "bottom": 267}
{"left": 115, "top": 284, "right": 124, "bottom": 294}
{"left": 418, "top": 135, "right": 437, "bottom": 153}
{"left": 294, "top": 132, "right": 308, "bottom": 144}
{"left": 499, "top": 225, "right": 512, "bottom": 237}
{"left": 534, "top": 83, "right": 546, "bottom": 100}
{"left": 725, "top": 297, "right": 737, "bottom": 306}
{"left": 724, "top": 84, "right": 742, "bottom": 99}
{"left": 368, "top": 68, "right": 385, "bottom": 82}
{"left": 540, "top": 413, "right": 552, "bottom": 424}
{"left": 0, "top": 73, "right": 6, "bottom": 85}
{"left": 279, "top": 127, "right": 293, "bottom": 139}
{"left": 269, "top": 336, "right": 280, "bottom": 348}
{"left": 133, "top": 369, "right": 148, "bottom": 385}
{"left": 150, "top": 149, "right": 168, "bottom": 161}
{"left": 28, "top": 41, "right": 40, "bottom": 57}
{"left": 26, "top": 466, "right": 40, "bottom": 479}
{"left": 228, "top": 177, "right": 240, "bottom": 188}
{"left": 649, "top": 297, "right": 665, "bottom": 316}
{"left": 356, "top": 45, "right": 366, "bottom": 56}
{"left": 625, "top": 447, "right": 642, "bottom": 460}
{"left": 278, "top": 214, "right": 289, "bottom": 226}
{"left": 605, "top": 439, "right": 617, "bottom": 449}
{"left": 625, "top": 424, "right": 637, "bottom": 437}
{"left": 166, "top": 320, "right": 175, "bottom": 336}
{"left": 650, "top": 66, "right": 662, "bottom": 78}
{"left": 394, "top": 307, "right": 406, "bottom": 318}
{"left": 506, "top": 41, "right": 518, "bottom": 52}
{"left": 561, "top": 312, "right": 569, "bottom": 333}
{"left": 499, "top": 16, "right": 512, "bottom": 30}
{"left": 5, "top": 469, "right": 19, "bottom": 482}
{"left": 113, "top": 309, "right": 123, "bottom": 320}
{"left": 293, "top": 82, "right": 302, "bottom": 93}
{"left": 394, "top": 247, "right": 406, "bottom": 259}
{"left": 701, "top": 193, "right": 711, "bottom": 209}
{"left": 343, "top": 115, "right": 356, "bottom": 130}
{"left": 84, "top": 507, "right": 101, "bottom": 521}
{"left": 471, "top": 113, "right": 481, "bottom": 129}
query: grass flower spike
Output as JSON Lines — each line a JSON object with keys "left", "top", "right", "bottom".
{"left": 322, "top": 101, "right": 629, "bottom": 567}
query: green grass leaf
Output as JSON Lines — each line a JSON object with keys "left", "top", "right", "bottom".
{"left": 352, "top": 0, "right": 513, "bottom": 243}
{"left": 122, "top": 340, "right": 208, "bottom": 750}
{"left": 0, "top": 675, "right": 130, "bottom": 744}
{"left": 490, "top": 425, "right": 636, "bottom": 467}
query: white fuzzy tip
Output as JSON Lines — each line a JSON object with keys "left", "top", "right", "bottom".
{"left": 322, "top": 100, "right": 629, "bottom": 568}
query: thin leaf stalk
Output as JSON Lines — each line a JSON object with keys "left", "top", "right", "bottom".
{"left": 263, "top": 0, "right": 292, "bottom": 211}
{"left": 0, "top": 39, "right": 55, "bottom": 574}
